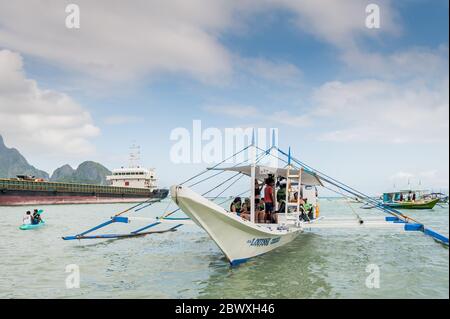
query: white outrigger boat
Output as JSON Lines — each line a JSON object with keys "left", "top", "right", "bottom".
{"left": 171, "top": 162, "right": 324, "bottom": 265}
{"left": 63, "top": 134, "right": 449, "bottom": 266}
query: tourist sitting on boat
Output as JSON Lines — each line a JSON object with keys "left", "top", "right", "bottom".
{"left": 256, "top": 198, "right": 266, "bottom": 223}
{"left": 292, "top": 192, "right": 305, "bottom": 205}
{"left": 240, "top": 198, "right": 251, "bottom": 221}
{"left": 399, "top": 193, "right": 404, "bottom": 202}
{"left": 300, "top": 199, "right": 314, "bottom": 221}
{"left": 22, "top": 211, "right": 32, "bottom": 225}
{"left": 412, "top": 192, "right": 416, "bottom": 202}
{"left": 230, "top": 197, "right": 242, "bottom": 216}
{"left": 264, "top": 177, "right": 275, "bottom": 222}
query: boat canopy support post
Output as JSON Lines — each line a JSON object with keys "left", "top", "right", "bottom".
{"left": 250, "top": 132, "right": 256, "bottom": 224}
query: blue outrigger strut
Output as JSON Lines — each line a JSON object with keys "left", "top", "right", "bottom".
{"left": 62, "top": 199, "right": 185, "bottom": 240}
{"left": 62, "top": 215, "right": 184, "bottom": 240}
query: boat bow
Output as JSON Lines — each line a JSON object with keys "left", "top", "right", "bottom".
{"left": 171, "top": 185, "right": 301, "bottom": 265}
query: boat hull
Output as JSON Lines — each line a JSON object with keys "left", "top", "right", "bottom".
{"left": 384, "top": 198, "right": 440, "bottom": 210}
{"left": 19, "top": 221, "right": 45, "bottom": 230}
{"left": 171, "top": 185, "right": 301, "bottom": 265}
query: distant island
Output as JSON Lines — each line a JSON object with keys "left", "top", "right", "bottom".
{"left": 0, "top": 134, "right": 111, "bottom": 185}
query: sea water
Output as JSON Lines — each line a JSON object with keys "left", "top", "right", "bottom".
{"left": 0, "top": 199, "right": 448, "bottom": 299}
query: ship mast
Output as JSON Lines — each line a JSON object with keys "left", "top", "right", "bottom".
{"left": 129, "top": 143, "right": 141, "bottom": 168}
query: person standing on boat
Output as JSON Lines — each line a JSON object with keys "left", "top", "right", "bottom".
{"left": 264, "top": 178, "right": 275, "bottom": 223}
{"left": 277, "top": 179, "right": 286, "bottom": 203}
{"left": 22, "top": 211, "right": 32, "bottom": 225}
{"left": 275, "top": 179, "right": 287, "bottom": 221}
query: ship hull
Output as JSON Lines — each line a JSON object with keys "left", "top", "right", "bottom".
{"left": 0, "top": 189, "right": 168, "bottom": 206}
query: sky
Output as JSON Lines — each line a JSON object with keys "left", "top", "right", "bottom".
{"left": 0, "top": 0, "right": 448, "bottom": 195}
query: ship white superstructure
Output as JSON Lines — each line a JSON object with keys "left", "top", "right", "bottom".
{"left": 106, "top": 144, "right": 158, "bottom": 191}
{"left": 107, "top": 167, "right": 157, "bottom": 190}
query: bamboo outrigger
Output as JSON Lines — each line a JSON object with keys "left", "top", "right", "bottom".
{"left": 63, "top": 131, "right": 449, "bottom": 265}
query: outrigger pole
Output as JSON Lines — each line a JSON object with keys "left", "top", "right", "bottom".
{"left": 61, "top": 198, "right": 176, "bottom": 240}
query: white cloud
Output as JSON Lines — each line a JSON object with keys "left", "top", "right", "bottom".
{"left": 312, "top": 75, "right": 449, "bottom": 144}
{"left": 390, "top": 171, "right": 414, "bottom": 180}
{"left": 205, "top": 44, "right": 449, "bottom": 145}
{"left": 272, "top": 0, "right": 400, "bottom": 48}
{"left": 0, "top": 0, "right": 242, "bottom": 83}
{"left": 0, "top": 50, "right": 99, "bottom": 156}
{"left": 389, "top": 170, "right": 448, "bottom": 190}
{"left": 103, "top": 115, "right": 143, "bottom": 125}
{"left": 204, "top": 105, "right": 311, "bottom": 128}
{"left": 341, "top": 45, "right": 449, "bottom": 80}
{"left": 236, "top": 57, "right": 303, "bottom": 85}
{"left": 204, "top": 105, "right": 260, "bottom": 119}
{"left": 0, "top": 0, "right": 400, "bottom": 86}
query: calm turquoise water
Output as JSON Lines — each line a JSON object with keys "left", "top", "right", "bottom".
{"left": 0, "top": 199, "right": 448, "bottom": 299}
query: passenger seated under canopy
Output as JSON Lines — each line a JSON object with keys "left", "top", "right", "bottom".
{"left": 230, "top": 197, "right": 242, "bottom": 215}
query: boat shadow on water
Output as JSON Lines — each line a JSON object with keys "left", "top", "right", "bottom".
{"left": 197, "top": 232, "right": 335, "bottom": 298}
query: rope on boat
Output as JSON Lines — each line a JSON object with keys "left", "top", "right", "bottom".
{"left": 179, "top": 145, "right": 251, "bottom": 186}
{"left": 160, "top": 148, "right": 267, "bottom": 219}
{"left": 251, "top": 146, "right": 448, "bottom": 246}
{"left": 114, "top": 198, "right": 162, "bottom": 217}
{"left": 275, "top": 147, "right": 449, "bottom": 247}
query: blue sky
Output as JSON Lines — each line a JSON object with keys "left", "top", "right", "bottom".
{"left": 0, "top": 0, "right": 448, "bottom": 195}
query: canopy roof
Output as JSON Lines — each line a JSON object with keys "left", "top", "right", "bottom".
{"left": 210, "top": 165, "right": 323, "bottom": 186}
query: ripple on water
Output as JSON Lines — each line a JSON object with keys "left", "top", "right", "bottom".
{"left": 0, "top": 200, "right": 448, "bottom": 298}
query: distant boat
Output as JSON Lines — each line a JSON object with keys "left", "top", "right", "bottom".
{"left": 382, "top": 190, "right": 440, "bottom": 210}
